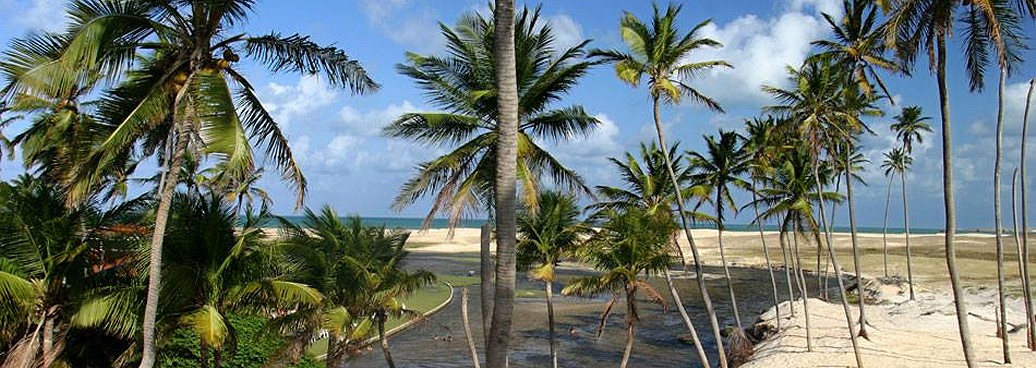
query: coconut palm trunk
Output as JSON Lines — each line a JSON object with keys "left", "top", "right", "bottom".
{"left": 813, "top": 160, "right": 864, "bottom": 368}
{"left": 792, "top": 223, "right": 812, "bottom": 351}
{"left": 662, "top": 268, "right": 711, "bottom": 367}
{"left": 1014, "top": 166, "right": 1033, "bottom": 348}
{"left": 936, "top": 34, "right": 977, "bottom": 367}
{"left": 993, "top": 68, "right": 1010, "bottom": 363}
{"left": 620, "top": 288, "right": 637, "bottom": 368}
{"left": 881, "top": 174, "right": 894, "bottom": 279}
{"left": 752, "top": 186, "right": 781, "bottom": 330}
{"left": 545, "top": 280, "right": 558, "bottom": 368}
{"left": 461, "top": 288, "right": 482, "bottom": 368}
{"left": 779, "top": 216, "right": 797, "bottom": 314}
{"left": 1022, "top": 79, "right": 1036, "bottom": 350}
{"left": 652, "top": 97, "right": 728, "bottom": 367}
{"left": 716, "top": 192, "right": 743, "bottom": 331}
{"left": 378, "top": 315, "right": 397, "bottom": 368}
{"left": 140, "top": 119, "right": 189, "bottom": 368}
{"left": 487, "top": 0, "right": 519, "bottom": 366}
{"left": 902, "top": 166, "right": 915, "bottom": 301}
{"left": 481, "top": 222, "right": 494, "bottom": 342}
{"left": 844, "top": 152, "right": 869, "bottom": 338}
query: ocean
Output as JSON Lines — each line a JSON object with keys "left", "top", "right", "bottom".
{"left": 270, "top": 215, "right": 948, "bottom": 234}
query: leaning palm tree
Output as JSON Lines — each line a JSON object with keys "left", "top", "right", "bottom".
{"left": 0, "top": 3, "right": 378, "bottom": 366}
{"left": 764, "top": 58, "right": 865, "bottom": 366}
{"left": 687, "top": 131, "right": 750, "bottom": 339}
{"left": 743, "top": 116, "right": 785, "bottom": 330}
{"left": 882, "top": 0, "right": 1036, "bottom": 363}
{"left": 517, "top": 190, "right": 592, "bottom": 368}
{"left": 590, "top": 142, "right": 713, "bottom": 367}
{"left": 591, "top": 4, "right": 733, "bottom": 364}
{"left": 562, "top": 207, "right": 674, "bottom": 368}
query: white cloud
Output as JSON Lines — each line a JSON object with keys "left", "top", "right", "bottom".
{"left": 546, "top": 14, "right": 585, "bottom": 51}
{"left": 546, "top": 114, "right": 625, "bottom": 186}
{"left": 687, "top": 11, "right": 830, "bottom": 106}
{"left": 2, "top": 0, "right": 65, "bottom": 32}
{"left": 262, "top": 75, "right": 338, "bottom": 129}
{"left": 359, "top": 0, "right": 444, "bottom": 54}
{"left": 787, "top": 0, "right": 843, "bottom": 18}
{"left": 338, "top": 101, "right": 420, "bottom": 137}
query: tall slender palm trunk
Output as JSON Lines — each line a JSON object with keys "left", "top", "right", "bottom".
{"left": 1021, "top": 78, "right": 1036, "bottom": 350}
{"left": 139, "top": 120, "right": 189, "bottom": 368}
{"left": 651, "top": 97, "right": 727, "bottom": 367}
{"left": 487, "top": 1, "right": 519, "bottom": 366}
{"left": 993, "top": 68, "right": 1010, "bottom": 363}
{"left": 881, "top": 175, "right": 894, "bottom": 279}
{"left": 620, "top": 289, "right": 637, "bottom": 368}
{"left": 779, "top": 217, "right": 796, "bottom": 316}
{"left": 813, "top": 161, "right": 864, "bottom": 368}
{"left": 378, "top": 317, "right": 397, "bottom": 368}
{"left": 461, "top": 288, "right": 482, "bottom": 368}
{"left": 716, "top": 193, "right": 743, "bottom": 330}
{"left": 1014, "top": 168, "right": 1031, "bottom": 347}
{"left": 844, "top": 153, "right": 869, "bottom": 338}
{"left": 662, "top": 268, "right": 711, "bottom": 367}
{"left": 792, "top": 226, "right": 812, "bottom": 351}
{"left": 901, "top": 171, "right": 915, "bottom": 301}
{"left": 936, "top": 34, "right": 976, "bottom": 367}
{"left": 545, "top": 280, "right": 558, "bottom": 368}
{"left": 481, "top": 222, "right": 494, "bottom": 342}
{"left": 752, "top": 186, "right": 781, "bottom": 330}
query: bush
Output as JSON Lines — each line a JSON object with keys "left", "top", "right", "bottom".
{"left": 158, "top": 314, "right": 320, "bottom": 368}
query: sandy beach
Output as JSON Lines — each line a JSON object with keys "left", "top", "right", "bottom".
{"left": 403, "top": 227, "right": 1036, "bottom": 367}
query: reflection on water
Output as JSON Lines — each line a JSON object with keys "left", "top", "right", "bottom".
{"left": 345, "top": 253, "right": 823, "bottom": 368}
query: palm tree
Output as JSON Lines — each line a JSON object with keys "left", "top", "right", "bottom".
{"left": 488, "top": 0, "right": 518, "bottom": 364}
{"left": 764, "top": 58, "right": 865, "bottom": 366}
{"left": 0, "top": 174, "right": 144, "bottom": 368}
{"left": 881, "top": 148, "right": 915, "bottom": 298}
{"left": 889, "top": 106, "right": 930, "bottom": 301}
{"left": 881, "top": 1, "right": 1036, "bottom": 362}
{"left": 342, "top": 225, "right": 435, "bottom": 368}
{"left": 1021, "top": 79, "right": 1036, "bottom": 350}
{"left": 562, "top": 207, "right": 674, "bottom": 368}
{"left": 385, "top": 6, "right": 597, "bottom": 228}
{"left": 812, "top": 0, "right": 902, "bottom": 102}
{"left": 591, "top": 4, "right": 733, "bottom": 364}
{"left": 160, "top": 192, "right": 321, "bottom": 368}
{"left": 279, "top": 209, "right": 419, "bottom": 368}
{"left": 744, "top": 116, "right": 786, "bottom": 330}
{"left": 687, "top": 131, "right": 750, "bottom": 335}
{"left": 751, "top": 145, "right": 843, "bottom": 352}
{"left": 0, "top": 3, "right": 379, "bottom": 366}
{"left": 590, "top": 142, "right": 713, "bottom": 367}
{"left": 517, "top": 190, "right": 592, "bottom": 368}
{"left": 879, "top": 149, "right": 898, "bottom": 279}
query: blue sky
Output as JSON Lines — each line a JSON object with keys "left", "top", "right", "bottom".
{"left": 0, "top": 0, "right": 1034, "bottom": 230}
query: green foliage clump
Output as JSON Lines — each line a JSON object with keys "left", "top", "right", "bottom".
{"left": 159, "top": 314, "right": 320, "bottom": 368}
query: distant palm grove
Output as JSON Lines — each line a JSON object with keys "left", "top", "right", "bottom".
{"left": 0, "top": 1, "right": 1034, "bottom": 368}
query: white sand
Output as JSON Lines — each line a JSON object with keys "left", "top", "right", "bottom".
{"left": 405, "top": 227, "right": 1033, "bottom": 367}
{"left": 744, "top": 284, "right": 1036, "bottom": 368}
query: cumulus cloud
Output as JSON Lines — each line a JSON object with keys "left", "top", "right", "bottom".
{"left": 359, "top": 0, "right": 444, "bottom": 54}
{"left": 262, "top": 75, "right": 338, "bottom": 130}
{"left": 1, "top": 0, "right": 65, "bottom": 32}
{"left": 338, "top": 101, "right": 420, "bottom": 137}
{"left": 545, "top": 14, "right": 585, "bottom": 51}
{"left": 545, "top": 114, "right": 626, "bottom": 186}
